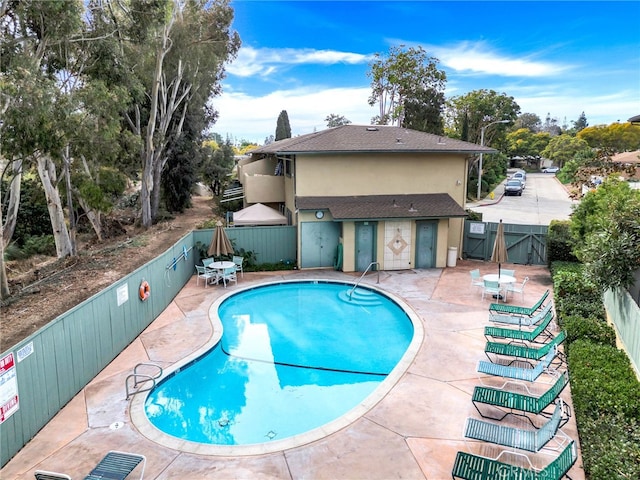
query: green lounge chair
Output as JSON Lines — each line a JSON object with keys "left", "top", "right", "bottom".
{"left": 484, "top": 308, "right": 555, "bottom": 344}
{"left": 484, "top": 331, "right": 566, "bottom": 366}
{"left": 477, "top": 345, "right": 560, "bottom": 383}
{"left": 451, "top": 440, "right": 577, "bottom": 480}
{"left": 472, "top": 371, "right": 569, "bottom": 425}
{"left": 84, "top": 451, "right": 146, "bottom": 480}
{"left": 488, "top": 289, "right": 549, "bottom": 317}
{"left": 464, "top": 400, "right": 569, "bottom": 452}
{"left": 489, "top": 302, "right": 553, "bottom": 328}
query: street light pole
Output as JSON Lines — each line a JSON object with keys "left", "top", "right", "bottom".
{"left": 477, "top": 119, "right": 510, "bottom": 200}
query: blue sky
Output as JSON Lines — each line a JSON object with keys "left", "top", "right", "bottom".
{"left": 211, "top": 1, "right": 640, "bottom": 143}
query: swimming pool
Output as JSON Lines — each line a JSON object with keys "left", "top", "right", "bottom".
{"left": 135, "top": 280, "right": 422, "bottom": 454}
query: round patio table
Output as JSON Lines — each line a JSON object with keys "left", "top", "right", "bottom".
{"left": 483, "top": 274, "right": 516, "bottom": 300}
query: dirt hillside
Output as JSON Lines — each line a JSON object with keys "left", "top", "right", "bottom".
{"left": 1, "top": 195, "right": 215, "bottom": 351}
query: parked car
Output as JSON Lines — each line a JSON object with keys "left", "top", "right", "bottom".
{"left": 542, "top": 166, "right": 560, "bottom": 173}
{"left": 504, "top": 179, "right": 524, "bottom": 196}
{"left": 511, "top": 171, "right": 526, "bottom": 189}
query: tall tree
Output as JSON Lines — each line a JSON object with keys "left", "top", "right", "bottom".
{"left": 325, "top": 114, "right": 351, "bottom": 127}
{"left": 276, "top": 110, "right": 292, "bottom": 140}
{"left": 447, "top": 89, "right": 520, "bottom": 144}
{"left": 541, "top": 134, "right": 590, "bottom": 168}
{"left": 367, "top": 46, "right": 446, "bottom": 128}
{"left": 506, "top": 129, "right": 551, "bottom": 168}
{"left": 514, "top": 113, "right": 542, "bottom": 132}
{"left": 0, "top": 0, "right": 84, "bottom": 258}
{"left": 572, "top": 111, "right": 588, "bottom": 133}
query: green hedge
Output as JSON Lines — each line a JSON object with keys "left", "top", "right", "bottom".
{"left": 546, "top": 220, "right": 579, "bottom": 265}
{"left": 552, "top": 262, "right": 640, "bottom": 479}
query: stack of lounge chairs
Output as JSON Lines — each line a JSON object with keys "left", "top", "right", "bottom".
{"left": 452, "top": 289, "right": 578, "bottom": 480}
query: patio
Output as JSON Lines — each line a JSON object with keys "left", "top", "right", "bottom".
{"left": 1, "top": 260, "right": 584, "bottom": 479}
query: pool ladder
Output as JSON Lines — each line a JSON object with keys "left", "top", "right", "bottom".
{"left": 348, "top": 262, "right": 380, "bottom": 300}
{"left": 125, "top": 362, "right": 163, "bottom": 400}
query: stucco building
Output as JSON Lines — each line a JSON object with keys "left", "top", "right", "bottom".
{"left": 237, "top": 125, "right": 494, "bottom": 272}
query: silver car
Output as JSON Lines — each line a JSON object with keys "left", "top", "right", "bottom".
{"left": 504, "top": 179, "right": 524, "bottom": 196}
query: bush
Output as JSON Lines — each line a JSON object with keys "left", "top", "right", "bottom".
{"left": 4, "top": 235, "right": 56, "bottom": 260}
{"left": 568, "top": 339, "right": 640, "bottom": 420}
{"left": 546, "top": 220, "right": 578, "bottom": 265}
{"left": 555, "top": 296, "right": 606, "bottom": 322}
{"left": 578, "top": 413, "right": 640, "bottom": 479}
{"left": 562, "top": 315, "right": 616, "bottom": 346}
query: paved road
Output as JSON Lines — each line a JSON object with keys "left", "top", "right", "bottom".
{"left": 467, "top": 173, "right": 578, "bottom": 225}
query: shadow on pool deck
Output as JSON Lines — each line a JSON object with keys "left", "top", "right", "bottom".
{"left": 1, "top": 260, "right": 585, "bottom": 480}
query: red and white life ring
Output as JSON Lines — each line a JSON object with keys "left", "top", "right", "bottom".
{"left": 139, "top": 281, "right": 150, "bottom": 301}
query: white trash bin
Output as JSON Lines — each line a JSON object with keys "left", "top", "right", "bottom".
{"left": 447, "top": 247, "right": 458, "bottom": 267}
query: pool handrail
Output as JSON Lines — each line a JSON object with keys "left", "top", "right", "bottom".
{"left": 348, "top": 262, "right": 380, "bottom": 300}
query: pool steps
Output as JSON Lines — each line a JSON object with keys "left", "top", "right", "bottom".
{"left": 338, "top": 287, "right": 383, "bottom": 306}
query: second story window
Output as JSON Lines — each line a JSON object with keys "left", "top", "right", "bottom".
{"left": 285, "top": 156, "right": 294, "bottom": 177}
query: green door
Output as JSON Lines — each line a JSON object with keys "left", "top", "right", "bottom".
{"left": 355, "top": 222, "right": 376, "bottom": 271}
{"left": 300, "top": 222, "right": 341, "bottom": 268}
{"left": 415, "top": 221, "right": 437, "bottom": 268}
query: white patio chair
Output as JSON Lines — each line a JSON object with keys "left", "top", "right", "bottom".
{"left": 470, "top": 269, "right": 484, "bottom": 290}
{"left": 220, "top": 266, "right": 237, "bottom": 288}
{"left": 232, "top": 255, "right": 244, "bottom": 278}
{"left": 506, "top": 276, "right": 529, "bottom": 302}
{"left": 482, "top": 279, "right": 504, "bottom": 302}
{"left": 196, "top": 265, "right": 218, "bottom": 288}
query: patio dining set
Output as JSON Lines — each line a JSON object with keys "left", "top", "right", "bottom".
{"left": 195, "top": 255, "right": 244, "bottom": 288}
{"left": 470, "top": 268, "right": 529, "bottom": 303}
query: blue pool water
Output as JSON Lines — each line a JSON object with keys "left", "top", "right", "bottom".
{"left": 144, "top": 281, "right": 414, "bottom": 446}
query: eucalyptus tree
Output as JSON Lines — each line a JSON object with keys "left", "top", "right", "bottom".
{"left": 0, "top": 0, "right": 85, "bottom": 258}
{"left": 367, "top": 45, "right": 446, "bottom": 130}
{"left": 86, "top": 0, "right": 240, "bottom": 227}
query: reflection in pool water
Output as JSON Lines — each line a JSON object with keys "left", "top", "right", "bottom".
{"left": 145, "top": 281, "right": 414, "bottom": 446}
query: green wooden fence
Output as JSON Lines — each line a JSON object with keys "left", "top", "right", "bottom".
{"left": 463, "top": 220, "right": 548, "bottom": 265}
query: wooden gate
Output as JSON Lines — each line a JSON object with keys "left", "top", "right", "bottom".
{"left": 463, "top": 221, "right": 548, "bottom": 265}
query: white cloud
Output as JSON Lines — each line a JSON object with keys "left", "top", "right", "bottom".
{"left": 210, "top": 86, "right": 377, "bottom": 143}
{"left": 430, "top": 41, "right": 569, "bottom": 77}
{"left": 514, "top": 89, "right": 638, "bottom": 126}
{"left": 227, "top": 46, "right": 373, "bottom": 78}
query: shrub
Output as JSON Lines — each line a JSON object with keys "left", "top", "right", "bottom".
{"left": 546, "top": 220, "right": 578, "bottom": 265}
{"left": 555, "top": 296, "right": 606, "bottom": 322}
{"left": 562, "top": 315, "right": 616, "bottom": 346}
{"left": 578, "top": 413, "right": 640, "bottom": 479}
{"left": 568, "top": 339, "right": 640, "bottom": 420}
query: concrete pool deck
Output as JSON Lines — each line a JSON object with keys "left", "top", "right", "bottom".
{"left": 1, "top": 260, "right": 585, "bottom": 479}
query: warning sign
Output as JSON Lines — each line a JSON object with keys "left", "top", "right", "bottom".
{"left": 0, "top": 352, "right": 19, "bottom": 423}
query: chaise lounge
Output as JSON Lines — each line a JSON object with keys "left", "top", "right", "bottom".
{"left": 464, "top": 400, "right": 570, "bottom": 453}
{"left": 477, "top": 345, "right": 561, "bottom": 383}
{"left": 452, "top": 440, "right": 577, "bottom": 480}
{"left": 484, "top": 308, "right": 555, "bottom": 344}
{"left": 34, "top": 450, "right": 146, "bottom": 480}
{"left": 488, "top": 289, "right": 549, "bottom": 317}
{"left": 484, "top": 330, "right": 567, "bottom": 366}
{"left": 472, "top": 371, "right": 569, "bottom": 425}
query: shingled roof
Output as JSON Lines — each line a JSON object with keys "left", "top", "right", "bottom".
{"left": 296, "top": 194, "right": 467, "bottom": 220}
{"left": 252, "top": 125, "right": 496, "bottom": 155}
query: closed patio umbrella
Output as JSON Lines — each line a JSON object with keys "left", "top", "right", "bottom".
{"left": 491, "top": 219, "right": 508, "bottom": 278}
{"left": 208, "top": 221, "right": 234, "bottom": 257}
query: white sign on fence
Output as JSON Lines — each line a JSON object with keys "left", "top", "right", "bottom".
{"left": 0, "top": 352, "right": 19, "bottom": 424}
